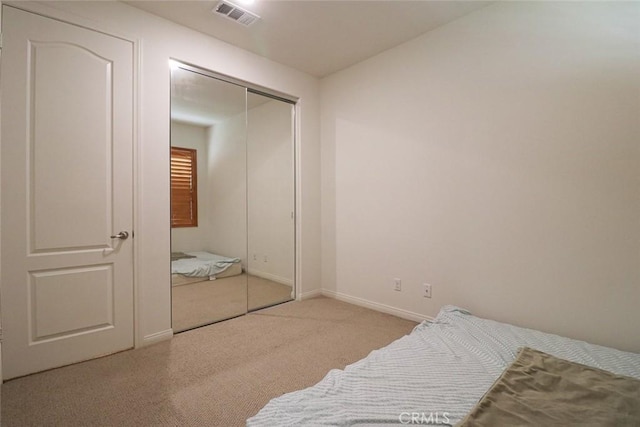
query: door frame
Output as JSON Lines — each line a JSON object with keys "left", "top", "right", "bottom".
{"left": 0, "top": 2, "right": 143, "bottom": 349}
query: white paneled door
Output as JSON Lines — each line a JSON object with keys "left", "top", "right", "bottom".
{"left": 1, "top": 7, "right": 134, "bottom": 379}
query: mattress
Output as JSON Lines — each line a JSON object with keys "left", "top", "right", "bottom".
{"left": 171, "top": 251, "right": 242, "bottom": 284}
{"left": 171, "top": 263, "right": 243, "bottom": 286}
{"left": 247, "top": 305, "right": 640, "bottom": 426}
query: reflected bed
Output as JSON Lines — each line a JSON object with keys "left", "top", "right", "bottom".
{"left": 171, "top": 251, "right": 242, "bottom": 286}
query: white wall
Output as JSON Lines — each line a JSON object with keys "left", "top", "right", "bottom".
{"left": 206, "top": 114, "right": 247, "bottom": 264}
{"left": 16, "top": 0, "right": 321, "bottom": 345}
{"left": 321, "top": 2, "right": 640, "bottom": 352}
{"left": 170, "top": 121, "right": 209, "bottom": 253}
{"left": 247, "top": 100, "right": 295, "bottom": 285}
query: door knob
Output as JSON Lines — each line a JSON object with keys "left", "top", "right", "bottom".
{"left": 110, "top": 231, "right": 129, "bottom": 240}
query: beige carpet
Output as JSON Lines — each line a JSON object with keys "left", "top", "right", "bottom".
{"left": 1, "top": 296, "right": 417, "bottom": 427}
{"left": 172, "top": 274, "right": 293, "bottom": 332}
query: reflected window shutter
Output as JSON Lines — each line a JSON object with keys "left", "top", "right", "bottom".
{"left": 170, "top": 147, "right": 198, "bottom": 227}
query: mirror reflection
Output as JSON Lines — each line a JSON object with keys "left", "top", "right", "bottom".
{"left": 170, "top": 63, "right": 295, "bottom": 332}
{"left": 247, "top": 91, "right": 295, "bottom": 311}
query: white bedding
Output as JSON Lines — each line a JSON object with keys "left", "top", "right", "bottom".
{"left": 171, "top": 251, "right": 241, "bottom": 278}
{"left": 247, "top": 305, "right": 640, "bottom": 426}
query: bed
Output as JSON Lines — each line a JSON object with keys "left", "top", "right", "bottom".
{"left": 247, "top": 305, "right": 640, "bottom": 426}
{"left": 171, "top": 251, "right": 242, "bottom": 286}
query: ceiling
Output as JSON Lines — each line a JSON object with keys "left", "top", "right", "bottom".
{"left": 171, "top": 64, "right": 274, "bottom": 126}
{"left": 125, "top": 0, "right": 491, "bottom": 78}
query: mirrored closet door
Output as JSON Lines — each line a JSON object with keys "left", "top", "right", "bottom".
{"left": 170, "top": 62, "right": 295, "bottom": 333}
{"left": 246, "top": 91, "right": 295, "bottom": 311}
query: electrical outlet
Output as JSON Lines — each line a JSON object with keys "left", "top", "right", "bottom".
{"left": 253, "top": 254, "right": 257, "bottom": 261}
{"left": 263, "top": 255, "right": 268, "bottom": 263}
{"left": 394, "top": 278, "right": 402, "bottom": 292}
{"left": 423, "top": 283, "right": 432, "bottom": 298}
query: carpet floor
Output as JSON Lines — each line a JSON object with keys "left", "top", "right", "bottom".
{"left": 172, "top": 274, "right": 293, "bottom": 332}
{"left": 1, "top": 296, "right": 417, "bottom": 427}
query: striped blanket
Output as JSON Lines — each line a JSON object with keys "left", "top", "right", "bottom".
{"left": 247, "top": 305, "right": 640, "bottom": 426}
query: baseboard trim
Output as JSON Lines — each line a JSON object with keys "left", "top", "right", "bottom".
{"left": 141, "top": 329, "right": 173, "bottom": 347}
{"left": 321, "top": 290, "right": 433, "bottom": 323}
{"left": 248, "top": 269, "right": 293, "bottom": 287}
{"left": 299, "top": 289, "right": 323, "bottom": 300}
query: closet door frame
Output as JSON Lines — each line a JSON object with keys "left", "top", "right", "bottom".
{"left": 172, "top": 61, "right": 298, "bottom": 105}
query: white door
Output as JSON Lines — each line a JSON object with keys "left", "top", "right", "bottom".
{"left": 0, "top": 6, "right": 134, "bottom": 380}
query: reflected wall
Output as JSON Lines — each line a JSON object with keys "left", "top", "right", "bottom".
{"left": 247, "top": 92, "right": 295, "bottom": 310}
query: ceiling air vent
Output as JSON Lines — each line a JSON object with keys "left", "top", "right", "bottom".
{"left": 214, "top": 1, "right": 260, "bottom": 27}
